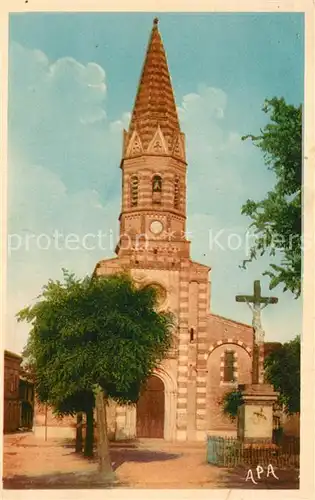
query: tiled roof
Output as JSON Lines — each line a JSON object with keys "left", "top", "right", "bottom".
{"left": 4, "top": 349, "right": 22, "bottom": 360}
{"left": 128, "top": 18, "right": 180, "bottom": 151}
{"left": 209, "top": 313, "right": 253, "bottom": 330}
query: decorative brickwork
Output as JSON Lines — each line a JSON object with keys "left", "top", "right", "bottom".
{"left": 94, "top": 19, "right": 255, "bottom": 441}
{"left": 127, "top": 20, "right": 181, "bottom": 153}
{"left": 34, "top": 19, "right": 258, "bottom": 442}
{"left": 208, "top": 338, "right": 252, "bottom": 357}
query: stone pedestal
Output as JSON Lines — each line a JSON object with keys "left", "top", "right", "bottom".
{"left": 237, "top": 384, "right": 279, "bottom": 443}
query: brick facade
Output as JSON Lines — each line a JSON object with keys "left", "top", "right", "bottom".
{"left": 34, "top": 19, "right": 255, "bottom": 441}
{"left": 92, "top": 20, "right": 254, "bottom": 441}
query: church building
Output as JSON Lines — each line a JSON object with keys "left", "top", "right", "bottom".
{"left": 93, "top": 18, "right": 254, "bottom": 441}
{"left": 33, "top": 18, "right": 255, "bottom": 442}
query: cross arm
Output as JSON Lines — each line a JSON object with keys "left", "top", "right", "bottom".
{"left": 259, "top": 297, "right": 279, "bottom": 305}
{"left": 235, "top": 295, "right": 254, "bottom": 303}
{"left": 236, "top": 295, "right": 278, "bottom": 305}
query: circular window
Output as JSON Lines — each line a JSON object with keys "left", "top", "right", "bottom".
{"left": 150, "top": 220, "right": 163, "bottom": 235}
{"left": 145, "top": 282, "right": 167, "bottom": 309}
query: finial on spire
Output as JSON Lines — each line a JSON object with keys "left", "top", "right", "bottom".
{"left": 153, "top": 17, "right": 159, "bottom": 27}
{"left": 128, "top": 14, "right": 180, "bottom": 150}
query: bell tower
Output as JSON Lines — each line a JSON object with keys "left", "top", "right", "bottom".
{"left": 116, "top": 18, "right": 190, "bottom": 264}
{"left": 92, "top": 18, "right": 253, "bottom": 445}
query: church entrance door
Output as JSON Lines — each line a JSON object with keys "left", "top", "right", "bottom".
{"left": 136, "top": 375, "right": 165, "bottom": 438}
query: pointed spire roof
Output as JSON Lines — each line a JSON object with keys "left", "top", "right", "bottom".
{"left": 128, "top": 18, "right": 181, "bottom": 151}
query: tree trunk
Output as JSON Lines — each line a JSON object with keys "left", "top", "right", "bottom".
{"left": 95, "top": 388, "right": 115, "bottom": 481}
{"left": 84, "top": 405, "right": 94, "bottom": 457}
{"left": 75, "top": 412, "right": 83, "bottom": 453}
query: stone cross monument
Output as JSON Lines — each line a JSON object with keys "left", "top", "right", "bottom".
{"left": 235, "top": 280, "right": 279, "bottom": 443}
{"left": 236, "top": 280, "right": 278, "bottom": 384}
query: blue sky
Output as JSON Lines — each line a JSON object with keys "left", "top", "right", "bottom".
{"left": 6, "top": 12, "right": 304, "bottom": 353}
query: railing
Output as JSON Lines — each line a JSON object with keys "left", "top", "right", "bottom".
{"left": 207, "top": 435, "right": 300, "bottom": 469}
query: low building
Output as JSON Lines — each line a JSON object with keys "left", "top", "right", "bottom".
{"left": 3, "top": 350, "right": 22, "bottom": 433}
{"left": 19, "top": 371, "right": 35, "bottom": 429}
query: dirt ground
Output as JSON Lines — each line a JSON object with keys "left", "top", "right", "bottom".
{"left": 2, "top": 432, "right": 299, "bottom": 489}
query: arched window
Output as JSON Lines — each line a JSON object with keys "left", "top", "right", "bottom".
{"left": 223, "top": 350, "right": 236, "bottom": 382}
{"left": 130, "top": 175, "right": 139, "bottom": 207}
{"left": 152, "top": 175, "right": 162, "bottom": 204}
{"left": 174, "top": 176, "right": 180, "bottom": 209}
{"left": 152, "top": 175, "right": 162, "bottom": 192}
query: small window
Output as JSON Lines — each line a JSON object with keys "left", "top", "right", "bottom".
{"left": 130, "top": 176, "right": 139, "bottom": 207}
{"left": 152, "top": 175, "right": 162, "bottom": 204}
{"left": 152, "top": 175, "right": 162, "bottom": 193}
{"left": 223, "top": 351, "right": 235, "bottom": 382}
{"left": 190, "top": 328, "right": 195, "bottom": 342}
{"left": 174, "top": 176, "right": 180, "bottom": 209}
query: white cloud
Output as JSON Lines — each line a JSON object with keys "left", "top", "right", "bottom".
{"left": 178, "top": 85, "right": 301, "bottom": 339}
{"left": 7, "top": 159, "right": 120, "bottom": 353}
{"left": 8, "top": 42, "right": 121, "bottom": 198}
{"left": 7, "top": 43, "right": 123, "bottom": 352}
{"left": 177, "top": 84, "right": 276, "bottom": 221}
{"left": 6, "top": 44, "right": 301, "bottom": 353}
{"left": 110, "top": 112, "right": 131, "bottom": 133}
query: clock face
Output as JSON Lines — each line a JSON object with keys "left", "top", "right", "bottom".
{"left": 150, "top": 220, "right": 163, "bottom": 235}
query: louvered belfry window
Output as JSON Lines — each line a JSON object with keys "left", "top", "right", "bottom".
{"left": 174, "top": 176, "right": 180, "bottom": 209}
{"left": 130, "top": 175, "right": 139, "bottom": 206}
{"left": 152, "top": 175, "right": 162, "bottom": 203}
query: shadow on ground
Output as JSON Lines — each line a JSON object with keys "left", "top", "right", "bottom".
{"left": 110, "top": 448, "right": 181, "bottom": 471}
{"left": 59, "top": 438, "right": 141, "bottom": 449}
{"left": 3, "top": 471, "right": 123, "bottom": 489}
{"left": 3, "top": 447, "right": 180, "bottom": 489}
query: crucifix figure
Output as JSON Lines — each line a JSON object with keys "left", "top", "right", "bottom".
{"left": 236, "top": 280, "right": 278, "bottom": 384}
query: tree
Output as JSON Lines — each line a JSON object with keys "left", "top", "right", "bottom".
{"left": 18, "top": 270, "right": 173, "bottom": 480}
{"left": 241, "top": 97, "right": 302, "bottom": 298}
{"left": 221, "top": 336, "right": 300, "bottom": 419}
{"left": 52, "top": 391, "right": 95, "bottom": 457}
{"left": 264, "top": 335, "right": 300, "bottom": 414}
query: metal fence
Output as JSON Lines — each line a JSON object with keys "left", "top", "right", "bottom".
{"left": 207, "top": 435, "right": 299, "bottom": 469}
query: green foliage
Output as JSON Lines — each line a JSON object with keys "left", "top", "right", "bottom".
{"left": 221, "top": 389, "right": 244, "bottom": 421}
{"left": 221, "top": 336, "right": 300, "bottom": 421}
{"left": 264, "top": 335, "right": 300, "bottom": 414}
{"left": 241, "top": 97, "right": 302, "bottom": 298}
{"left": 18, "top": 270, "right": 174, "bottom": 414}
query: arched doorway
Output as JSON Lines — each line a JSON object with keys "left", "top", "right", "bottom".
{"left": 136, "top": 375, "right": 165, "bottom": 438}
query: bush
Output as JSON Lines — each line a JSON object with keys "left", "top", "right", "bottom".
{"left": 221, "top": 389, "right": 244, "bottom": 420}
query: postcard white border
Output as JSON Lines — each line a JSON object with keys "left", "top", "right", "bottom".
{"left": 0, "top": 1, "right": 314, "bottom": 499}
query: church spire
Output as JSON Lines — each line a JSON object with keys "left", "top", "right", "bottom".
{"left": 128, "top": 18, "right": 181, "bottom": 152}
